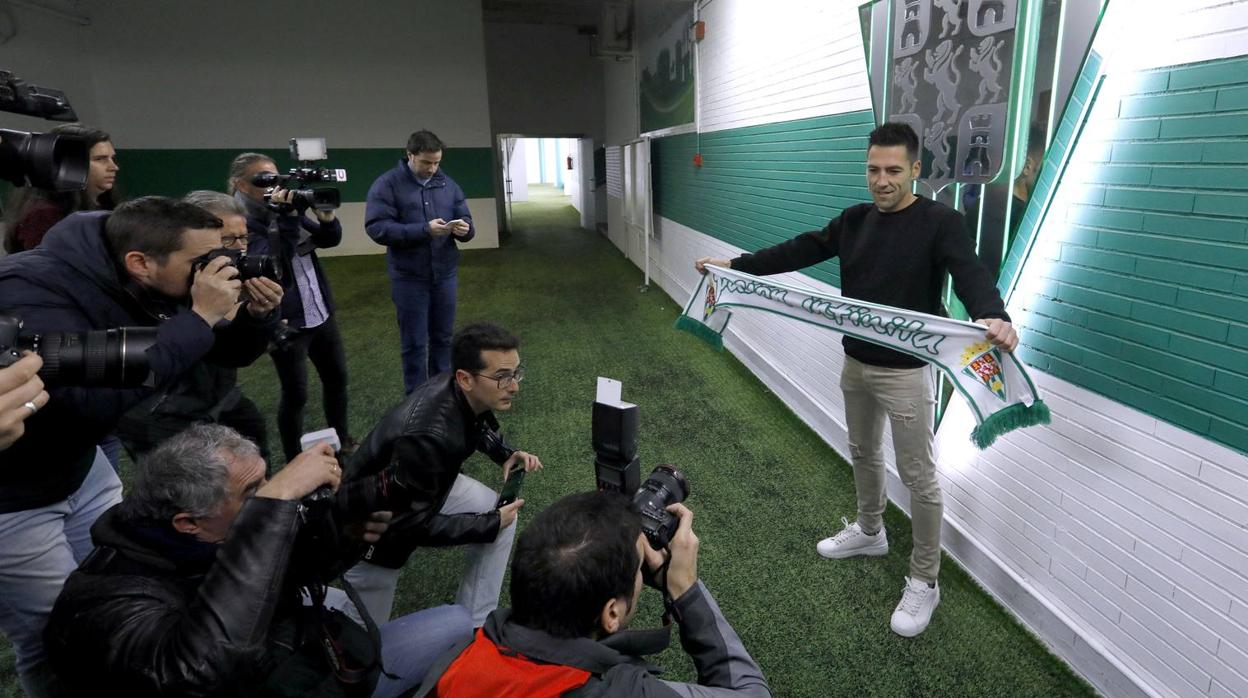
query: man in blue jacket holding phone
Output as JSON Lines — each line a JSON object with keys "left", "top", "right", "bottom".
{"left": 365, "top": 130, "right": 475, "bottom": 394}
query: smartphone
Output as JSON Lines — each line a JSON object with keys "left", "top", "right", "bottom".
{"left": 496, "top": 469, "right": 525, "bottom": 508}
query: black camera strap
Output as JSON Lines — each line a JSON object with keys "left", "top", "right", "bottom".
{"left": 656, "top": 551, "right": 684, "bottom": 625}
{"left": 266, "top": 215, "right": 282, "bottom": 268}
{"left": 304, "top": 578, "right": 400, "bottom": 684}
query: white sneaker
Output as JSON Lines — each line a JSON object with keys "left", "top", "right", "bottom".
{"left": 816, "top": 517, "right": 888, "bottom": 559}
{"left": 890, "top": 576, "right": 940, "bottom": 637}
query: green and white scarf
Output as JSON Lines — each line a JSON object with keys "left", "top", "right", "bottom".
{"left": 675, "top": 265, "right": 1050, "bottom": 449}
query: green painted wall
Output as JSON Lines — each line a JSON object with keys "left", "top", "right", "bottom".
{"left": 652, "top": 110, "right": 876, "bottom": 288}
{"left": 1016, "top": 55, "right": 1248, "bottom": 454}
{"left": 112, "top": 147, "right": 496, "bottom": 201}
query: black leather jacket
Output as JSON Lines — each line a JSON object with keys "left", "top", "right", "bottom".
{"left": 44, "top": 497, "right": 358, "bottom": 697}
{"left": 343, "top": 373, "right": 514, "bottom": 568}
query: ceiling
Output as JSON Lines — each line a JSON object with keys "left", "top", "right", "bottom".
{"left": 481, "top": 0, "right": 608, "bottom": 28}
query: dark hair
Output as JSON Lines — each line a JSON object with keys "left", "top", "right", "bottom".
{"left": 4, "top": 124, "right": 116, "bottom": 253}
{"left": 105, "top": 195, "right": 223, "bottom": 268}
{"left": 1025, "top": 124, "right": 1046, "bottom": 159}
{"left": 510, "top": 491, "right": 642, "bottom": 638}
{"left": 452, "top": 322, "right": 520, "bottom": 373}
{"left": 868, "top": 122, "right": 920, "bottom": 162}
{"left": 406, "top": 130, "right": 445, "bottom": 155}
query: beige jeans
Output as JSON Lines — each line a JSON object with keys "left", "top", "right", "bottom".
{"left": 840, "top": 356, "right": 942, "bottom": 583}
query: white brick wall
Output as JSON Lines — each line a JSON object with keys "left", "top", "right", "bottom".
{"left": 1107, "top": 0, "right": 1248, "bottom": 72}
{"left": 603, "top": 1, "right": 1248, "bottom": 697}
{"left": 696, "top": 0, "right": 872, "bottom": 133}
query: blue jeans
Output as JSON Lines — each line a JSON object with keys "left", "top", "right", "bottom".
{"left": 0, "top": 449, "right": 123, "bottom": 697}
{"left": 321, "top": 590, "right": 472, "bottom": 698}
{"left": 391, "top": 274, "right": 457, "bottom": 394}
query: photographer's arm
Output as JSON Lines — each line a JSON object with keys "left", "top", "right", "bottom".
{"left": 302, "top": 213, "right": 343, "bottom": 249}
{"left": 0, "top": 277, "right": 215, "bottom": 412}
{"left": 79, "top": 497, "right": 303, "bottom": 696}
{"left": 654, "top": 506, "right": 771, "bottom": 697}
{"left": 86, "top": 448, "right": 340, "bottom": 694}
{"left": 338, "top": 434, "right": 501, "bottom": 567}
{"left": 365, "top": 181, "right": 431, "bottom": 248}
{"left": 656, "top": 583, "right": 771, "bottom": 698}
{"left": 204, "top": 305, "right": 277, "bottom": 368}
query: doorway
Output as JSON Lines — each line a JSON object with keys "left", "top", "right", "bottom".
{"left": 497, "top": 135, "right": 600, "bottom": 233}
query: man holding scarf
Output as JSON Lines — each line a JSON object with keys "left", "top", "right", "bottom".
{"left": 695, "top": 122, "right": 1018, "bottom": 637}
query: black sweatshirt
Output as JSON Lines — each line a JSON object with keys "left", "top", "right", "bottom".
{"left": 730, "top": 196, "right": 1008, "bottom": 369}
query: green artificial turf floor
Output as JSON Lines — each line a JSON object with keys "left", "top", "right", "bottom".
{"left": 0, "top": 185, "right": 1095, "bottom": 697}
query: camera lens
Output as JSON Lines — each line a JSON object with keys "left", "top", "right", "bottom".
{"left": 638, "top": 465, "right": 688, "bottom": 508}
{"left": 237, "top": 253, "right": 279, "bottom": 281}
{"left": 0, "top": 128, "right": 90, "bottom": 191}
{"left": 36, "top": 328, "right": 158, "bottom": 387}
{"left": 634, "top": 465, "right": 689, "bottom": 550}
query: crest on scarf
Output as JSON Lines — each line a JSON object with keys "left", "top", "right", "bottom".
{"left": 960, "top": 341, "right": 1007, "bottom": 401}
{"left": 702, "top": 275, "right": 718, "bottom": 321}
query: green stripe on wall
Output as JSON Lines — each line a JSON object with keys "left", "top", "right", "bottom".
{"left": 114, "top": 147, "right": 496, "bottom": 201}
{"left": 652, "top": 111, "right": 877, "bottom": 289}
{"left": 1015, "top": 54, "right": 1248, "bottom": 454}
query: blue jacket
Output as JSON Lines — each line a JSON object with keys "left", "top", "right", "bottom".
{"left": 364, "top": 160, "right": 475, "bottom": 280}
{"left": 244, "top": 210, "right": 342, "bottom": 329}
{"left": 0, "top": 212, "right": 273, "bottom": 512}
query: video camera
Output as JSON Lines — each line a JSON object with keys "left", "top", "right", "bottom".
{"left": 0, "top": 69, "right": 89, "bottom": 191}
{"left": 252, "top": 138, "right": 347, "bottom": 212}
{"left": 592, "top": 378, "right": 689, "bottom": 550}
{"left": 0, "top": 315, "right": 156, "bottom": 388}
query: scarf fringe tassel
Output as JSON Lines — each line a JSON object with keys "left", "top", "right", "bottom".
{"left": 971, "top": 399, "right": 1051, "bottom": 449}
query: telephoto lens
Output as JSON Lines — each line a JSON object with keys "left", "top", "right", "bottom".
{"left": 32, "top": 328, "right": 157, "bottom": 387}
{"left": 634, "top": 465, "right": 689, "bottom": 549}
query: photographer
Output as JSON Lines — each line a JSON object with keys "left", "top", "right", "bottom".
{"left": 0, "top": 196, "right": 275, "bottom": 696}
{"left": 228, "top": 152, "right": 356, "bottom": 461}
{"left": 45, "top": 425, "right": 473, "bottom": 697}
{"left": 419, "top": 491, "right": 771, "bottom": 697}
{"left": 3, "top": 123, "right": 118, "bottom": 253}
{"left": 0, "top": 353, "right": 48, "bottom": 451}
{"left": 341, "top": 322, "right": 541, "bottom": 627}
{"left": 115, "top": 191, "right": 280, "bottom": 461}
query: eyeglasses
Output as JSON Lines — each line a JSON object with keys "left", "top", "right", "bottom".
{"left": 474, "top": 366, "right": 525, "bottom": 389}
{"left": 220, "top": 235, "right": 248, "bottom": 247}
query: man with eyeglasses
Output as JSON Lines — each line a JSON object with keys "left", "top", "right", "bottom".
{"left": 341, "top": 322, "right": 542, "bottom": 627}
{"left": 115, "top": 190, "right": 282, "bottom": 463}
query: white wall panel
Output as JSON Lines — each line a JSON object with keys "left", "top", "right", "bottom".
{"left": 696, "top": 0, "right": 872, "bottom": 133}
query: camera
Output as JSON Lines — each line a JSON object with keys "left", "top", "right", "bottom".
{"left": 191, "top": 247, "right": 280, "bottom": 282}
{"left": 251, "top": 137, "right": 347, "bottom": 212}
{"left": 1, "top": 70, "right": 89, "bottom": 191}
{"left": 592, "top": 380, "right": 689, "bottom": 549}
{"left": 268, "top": 321, "right": 301, "bottom": 353}
{"left": 0, "top": 315, "right": 156, "bottom": 388}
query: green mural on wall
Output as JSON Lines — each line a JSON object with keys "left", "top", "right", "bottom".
{"left": 638, "top": 0, "right": 695, "bottom": 134}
